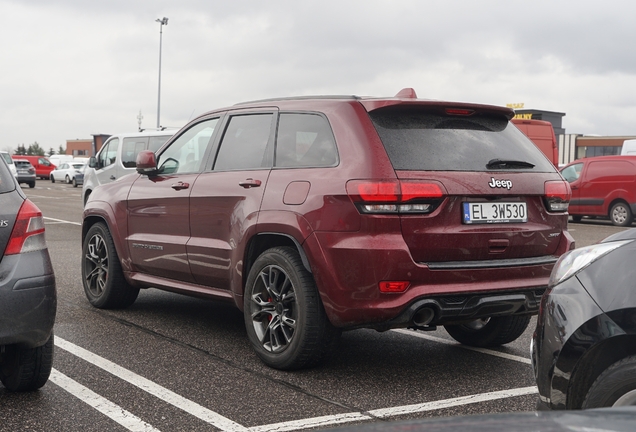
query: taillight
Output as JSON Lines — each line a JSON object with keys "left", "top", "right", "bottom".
{"left": 4, "top": 199, "right": 47, "bottom": 255}
{"left": 544, "top": 180, "right": 570, "bottom": 212}
{"left": 346, "top": 180, "right": 445, "bottom": 214}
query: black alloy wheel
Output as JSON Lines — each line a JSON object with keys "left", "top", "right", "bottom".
{"left": 244, "top": 247, "right": 339, "bottom": 370}
{"left": 82, "top": 223, "right": 139, "bottom": 309}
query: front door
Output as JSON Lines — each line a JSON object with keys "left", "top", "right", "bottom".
{"left": 127, "top": 118, "right": 220, "bottom": 282}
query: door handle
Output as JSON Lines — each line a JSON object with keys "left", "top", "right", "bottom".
{"left": 239, "top": 178, "right": 262, "bottom": 188}
{"left": 171, "top": 181, "right": 190, "bottom": 190}
{"left": 110, "top": 175, "right": 116, "bottom": 180}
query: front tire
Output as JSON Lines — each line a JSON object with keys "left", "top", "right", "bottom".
{"left": 610, "top": 202, "right": 633, "bottom": 227}
{"left": 82, "top": 222, "right": 139, "bottom": 309}
{"left": 50, "top": 175, "right": 55, "bottom": 183}
{"left": 444, "top": 315, "right": 531, "bottom": 347}
{"left": 244, "top": 247, "right": 339, "bottom": 370}
{"left": 582, "top": 355, "right": 636, "bottom": 408}
{"left": 0, "top": 334, "right": 54, "bottom": 391}
{"left": 72, "top": 178, "right": 78, "bottom": 187}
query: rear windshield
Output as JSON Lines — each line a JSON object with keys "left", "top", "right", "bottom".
{"left": 369, "top": 108, "right": 555, "bottom": 172}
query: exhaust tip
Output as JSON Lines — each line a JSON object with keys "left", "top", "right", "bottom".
{"left": 412, "top": 307, "right": 435, "bottom": 327}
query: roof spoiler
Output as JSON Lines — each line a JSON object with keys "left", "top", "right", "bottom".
{"left": 394, "top": 88, "right": 418, "bottom": 99}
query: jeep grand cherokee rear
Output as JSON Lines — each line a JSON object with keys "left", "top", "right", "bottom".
{"left": 81, "top": 88, "right": 573, "bottom": 370}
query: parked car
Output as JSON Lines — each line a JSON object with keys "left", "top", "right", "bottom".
{"left": 82, "top": 88, "right": 573, "bottom": 370}
{"left": 620, "top": 139, "right": 636, "bottom": 155}
{"left": 72, "top": 164, "right": 85, "bottom": 188}
{"left": 0, "top": 151, "right": 17, "bottom": 178}
{"left": 560, "top": 155, "right": 636, "bottom": 226}
{"left": 532, "top": 228, "right": 636, "bottom": 409}
{"left": 0, "top": 155, "right": 56, "bottom": 391}
{"left": 50, "top": 161, "right": 86, "bottom": 185}
{"left": 82, "top": 130, "right": 176, "bottom": 205}
{"left": 326, "top": 407, "right": 636, "bottom": 432}
{"left": 13, "top": 159, "right": 36, "bottom": 188}
{"left": 11, "top": 155, "right": 55, "bottom": 179}
{"left": 512, "top": 118, "right": 559, "bottom": 166}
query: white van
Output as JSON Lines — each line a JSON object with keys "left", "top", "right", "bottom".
{"left": 621, "top": 139, "right": 636, "bottom": 155}
{"left": 82, "top": 130, "right": 176, "bottom": 205}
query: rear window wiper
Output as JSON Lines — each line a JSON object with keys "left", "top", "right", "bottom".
{"left": 486, "top": 159, "right": 535, "bottom": 169}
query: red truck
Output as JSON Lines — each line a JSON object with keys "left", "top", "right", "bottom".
{"left": 512, "top": 119, "right": 559, "bottom": 166}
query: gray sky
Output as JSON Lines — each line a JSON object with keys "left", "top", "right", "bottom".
{"left": 2, "top": 0, "right": 636, "bottom": 153}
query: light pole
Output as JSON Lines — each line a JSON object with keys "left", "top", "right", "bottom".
{"left": 155, "top": 17, "right": 168, "bottom": 129}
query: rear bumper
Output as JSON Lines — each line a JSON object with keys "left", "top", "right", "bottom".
{"left": 305, "top": 229, "right": 573, "bottom": 328}
{"left": 0, "top": 251, "right": 57, "bottom": 348}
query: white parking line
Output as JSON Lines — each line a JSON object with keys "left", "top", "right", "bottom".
{"left": 44, "top": 216, "right": 81, "bottom": 226}
{"left": 49, "top": 369, "right": 162, "bottom": 432}
{"left": 55, "top": 335, "right": 537, "bottom": 432}
{"left": 392, "top": 329, "right": 532, "bottom": 364}
{"left": 250, "top": 387, "right": 538, "bottom": 432}
{"left": 55, "top": 337, "right": 249, "bottom": 432}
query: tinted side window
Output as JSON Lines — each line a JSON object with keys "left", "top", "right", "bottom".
{"left": 121, "top": 137, "right": 149, "bottom": 168}
{"left": 369, "top": 108, "right": 555, "bottom": 172}
{"left": 275, "top": 113, "right": 338, "bottom": 168}
{"left": 0, "top": 157, "right": 14, "bottom": 193}
{"left": 214, "top": 114, "right": 273, "bottom": 171}
{"left": 158, "top": 118, "right": 219, "bottom": 175}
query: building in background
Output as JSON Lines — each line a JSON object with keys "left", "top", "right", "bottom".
{"left": 511, "top": 106, "right": 636, "bottom": 166}
{"left": 64, "top": 134, "right": 110, "bottom": 157}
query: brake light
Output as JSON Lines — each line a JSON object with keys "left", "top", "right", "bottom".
{"left": 544, "top": 180, "right": 570, "bottom": 212}
{"left": 445, "top": 108, "right": 475, "bottom": 116}
{"left": 346, "top": 180, "right": 445, "bottom": 214}
{"left": 4, "top": 199, "right": 47, "bottom": 255}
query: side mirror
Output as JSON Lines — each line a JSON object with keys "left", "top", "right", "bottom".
{"left": 136, "top": 150, "right": 158, "bottom": 175}
{"left": 88, "top": 157, "right": 98, "bottom": 168}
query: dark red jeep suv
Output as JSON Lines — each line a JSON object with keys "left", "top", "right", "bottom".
{"left": 81, "top": 88, "right": 574, "bottom": 369}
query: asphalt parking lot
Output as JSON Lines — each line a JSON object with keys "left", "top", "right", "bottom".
{"left": 0, "top": 180, "right": 632, "bottom": 431}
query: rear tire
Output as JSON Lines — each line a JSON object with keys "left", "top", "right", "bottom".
{"left": 244, "top": 246, "right": 340, "bottom": 370}
{"left": 444, "top": 315, "right": 531, "bottom": 347}
{"left": 0, "top": 334, "right": 54, "bottom": 391}
{"left": 610, "top": 202, "right": 633, "bottom": 227}
{"left": 582, "top": 355, "right": 636, "bottom": 408}
{"left": 571, "top": 215, "right": 582, "bottom": 223}
{"left": 28, "top": 181, "right": 35, "bottom": 188}
{"left": 65, "top": 175, "right": 70, "bottom": 184}
{"left": 82, "top": 222, "right": 139, "bottom": 309}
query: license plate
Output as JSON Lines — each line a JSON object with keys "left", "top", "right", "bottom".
{"left": 463, "top": 202, "right": 527, "bottom": 224}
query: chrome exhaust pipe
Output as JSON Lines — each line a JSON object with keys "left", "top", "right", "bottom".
{"left": 412, "top": 307, "right": 435, "bottom": 327}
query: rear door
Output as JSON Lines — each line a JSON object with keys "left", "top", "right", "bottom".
{"left": 368, "top": 107, "right": 566, "bottom": 264}
{"left": 126, "top": 118, "right": 220, "bottom": 282}
{"left": 188, "top": 110, "right": 276, "bottom": 291}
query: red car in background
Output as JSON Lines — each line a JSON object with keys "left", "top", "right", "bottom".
{"left": 81, "top": 89, "right": 573, "bottom": 370}
{"left": 11, "top": 155, "right": 56, "bottom": 180}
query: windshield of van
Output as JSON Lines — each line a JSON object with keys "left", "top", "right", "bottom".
{"left": 369, "top": 107, "right": 555, "bottom": 172}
